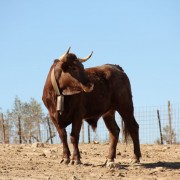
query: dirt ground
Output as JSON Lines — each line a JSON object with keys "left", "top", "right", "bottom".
{"left": 0, "top": 143, "right": 179, "bottom": 180}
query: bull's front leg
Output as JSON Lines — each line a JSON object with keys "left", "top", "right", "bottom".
{"left": 70, "top": 120, "right": 82, "bottom": 165}
{"left": 49, "top": 114, "right": 71, "bottom": 164}
{"left": 58, "top": 128, "right": 71, "bottom": 164}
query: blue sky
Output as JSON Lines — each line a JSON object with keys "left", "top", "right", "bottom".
{"left": 0, "top": 0, "right": 180, "bottom": 112}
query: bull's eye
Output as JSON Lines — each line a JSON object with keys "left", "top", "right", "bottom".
{"left": 71, "top": 67, "right": 78, "bottom": 71}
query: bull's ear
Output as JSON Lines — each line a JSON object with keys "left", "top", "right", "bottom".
{"left": 61, "top": 62, "right": 68, "bottom": 72}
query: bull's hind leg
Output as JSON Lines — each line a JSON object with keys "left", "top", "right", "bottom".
{"left": 117, "top": 102, "right": 141, "bottom": 162}
{"left": 102, "top": 110, "right": 120, "bottom": 162}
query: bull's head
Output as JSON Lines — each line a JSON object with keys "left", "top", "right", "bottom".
{"left": 52, "top": 47, "right": 94, "bottom": 95}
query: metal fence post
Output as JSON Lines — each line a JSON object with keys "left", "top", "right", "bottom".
{"left": 168, "top": 101, "right": 172, "bottom": 144}
{"left": 157, "top": 110, "right": 163, "bottom": 144}
{"left": 82, "top": 121, "right": 84, "bottom": 143}
{"left": 88, "top": 125, "right": 90, "bottom": 143}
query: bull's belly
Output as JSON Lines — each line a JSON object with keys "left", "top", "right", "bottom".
{"left": 84, "top": 106, "right": 110, "bottom": 119}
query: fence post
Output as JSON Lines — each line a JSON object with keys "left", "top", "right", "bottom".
{"left": 18, "top": 115, "right": 22, "bottom": 144}
{"left": 168, "top": 101, "right": 172, "bottom": 144}
{"left": 47, "top": 115, "right": 53, "bottom": 144}
{"left": 157, "top": 110, "right": 163, "bottom": 144}
{"left": 82, "top": 121, "right": 84, "bottom": 143}
{"left": 88, "top": 125, "right": 90, "bottom": 143}
{"left": 37, "top": 118, "right": 42, "bottom": 142}
{"left": 1, "top": 113, "right": 6, "bottom": 144}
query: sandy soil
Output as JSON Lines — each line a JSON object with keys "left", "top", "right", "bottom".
{"left": 0, "top": 143, "right": 179, "bottom": 180}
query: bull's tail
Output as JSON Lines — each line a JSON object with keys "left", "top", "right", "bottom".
{"left": 122, "top": 121, "right": 131, "bottom": 143}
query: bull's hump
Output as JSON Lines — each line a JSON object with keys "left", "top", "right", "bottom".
{"left": 86, "top": 64, "right": 123, "bottom": 71}
{"left": 84, "top": 65, "right": 114, "bottom": 81}
{"left": 85, "top": 64, "right": 124, "bottom": 78}
{"left": 85, "top": 64, "right": 112, "bottom": 71}
{"left": 105, "top": 64, "right": 124, "bottom": 72}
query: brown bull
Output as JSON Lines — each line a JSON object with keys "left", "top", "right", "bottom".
{"left": 42, "top": 48, "right": 141, "bottom": 165}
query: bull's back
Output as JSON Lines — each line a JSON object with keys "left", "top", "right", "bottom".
{"left": 83, "top": 64, "right": 130, "bottom": 118}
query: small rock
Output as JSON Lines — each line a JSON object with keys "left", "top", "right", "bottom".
{"left": 146, "top": 154, "right": 151, "bottom": 158}
{"left": 155, "top": 167, "right": 164, "bottom": 172}
{"left": 19, "top": 146, "right": 24, "bottom": 149}
{"left": 93, "top": 141, "right": 99, "bottom": 144}
{"left": 52, "top": 155, "right": 57, "bottom": 159}
{"left": 117, "top": 172, "right": 125, "bottom": 177}
{"left": 43, "top": 149, "right": 51, "bottom": 154}
{"left": 72, "top": 175, "right": 78, "bottom": 180}
{"left": 122, "top": 154, "right": 126, "bottom": 158}
{"left": 47, "top": 175, "right": 53, "bottom": 180}
{"left": 117, "top": 152, "right": 121, "bottom": 156}
{"left": 106, "top": 162, "right": 122, "bottom": 169}
{"left": 32, "top": 142, "right": 44, "bottom": 148}
{"left": 50, "top": 148, "right": 57, "bottom": 153}
{"left": 39, "top": 153, "right": 46, "bottom": 157}
{"left": 43, "top": 149, "right": 52, "bottom": 158}
{"left": 81, "top": 150, "right": 88, "bottom": 155}
{"left": 162, "top": 146, "right": 170, "bottom": 151}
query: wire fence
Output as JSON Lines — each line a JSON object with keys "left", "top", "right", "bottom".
{"left": 41, "top": 101, "right": 180, "bottom": 144}
{"left": 1, "top": 101, "right": 180, "bottom": 144}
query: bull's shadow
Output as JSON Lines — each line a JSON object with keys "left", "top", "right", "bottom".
{"left": 82, "top": 161, "right": 180, "bottom": 170}
{"left": 142, "top": 161, "right": 180, "bottom": 169}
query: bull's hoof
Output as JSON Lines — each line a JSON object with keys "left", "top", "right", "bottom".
{"left": 60, "top": 158, "right": 70, "bottom": 165}
{"left": 69, "top": 160, "right": 82, "bottom": 165}
{"left": 130, "top": 159, "right": 141, "bottom": 166}
{"left": 131, "top": 159, "right": 140, "bottom": 164}
{"left": 100, "top": 159, "right": 114, "bottom": 167}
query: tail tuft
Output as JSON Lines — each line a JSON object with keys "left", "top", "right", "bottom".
{"left": 122, "top": 121, "right": 132, "bottom": 144}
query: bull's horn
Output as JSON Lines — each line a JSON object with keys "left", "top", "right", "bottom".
{"left": 59, "top": 47, "right": 71, "bottom": 61}
{"left": 78, "top": 51, "right": 93, "bottom": 63}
